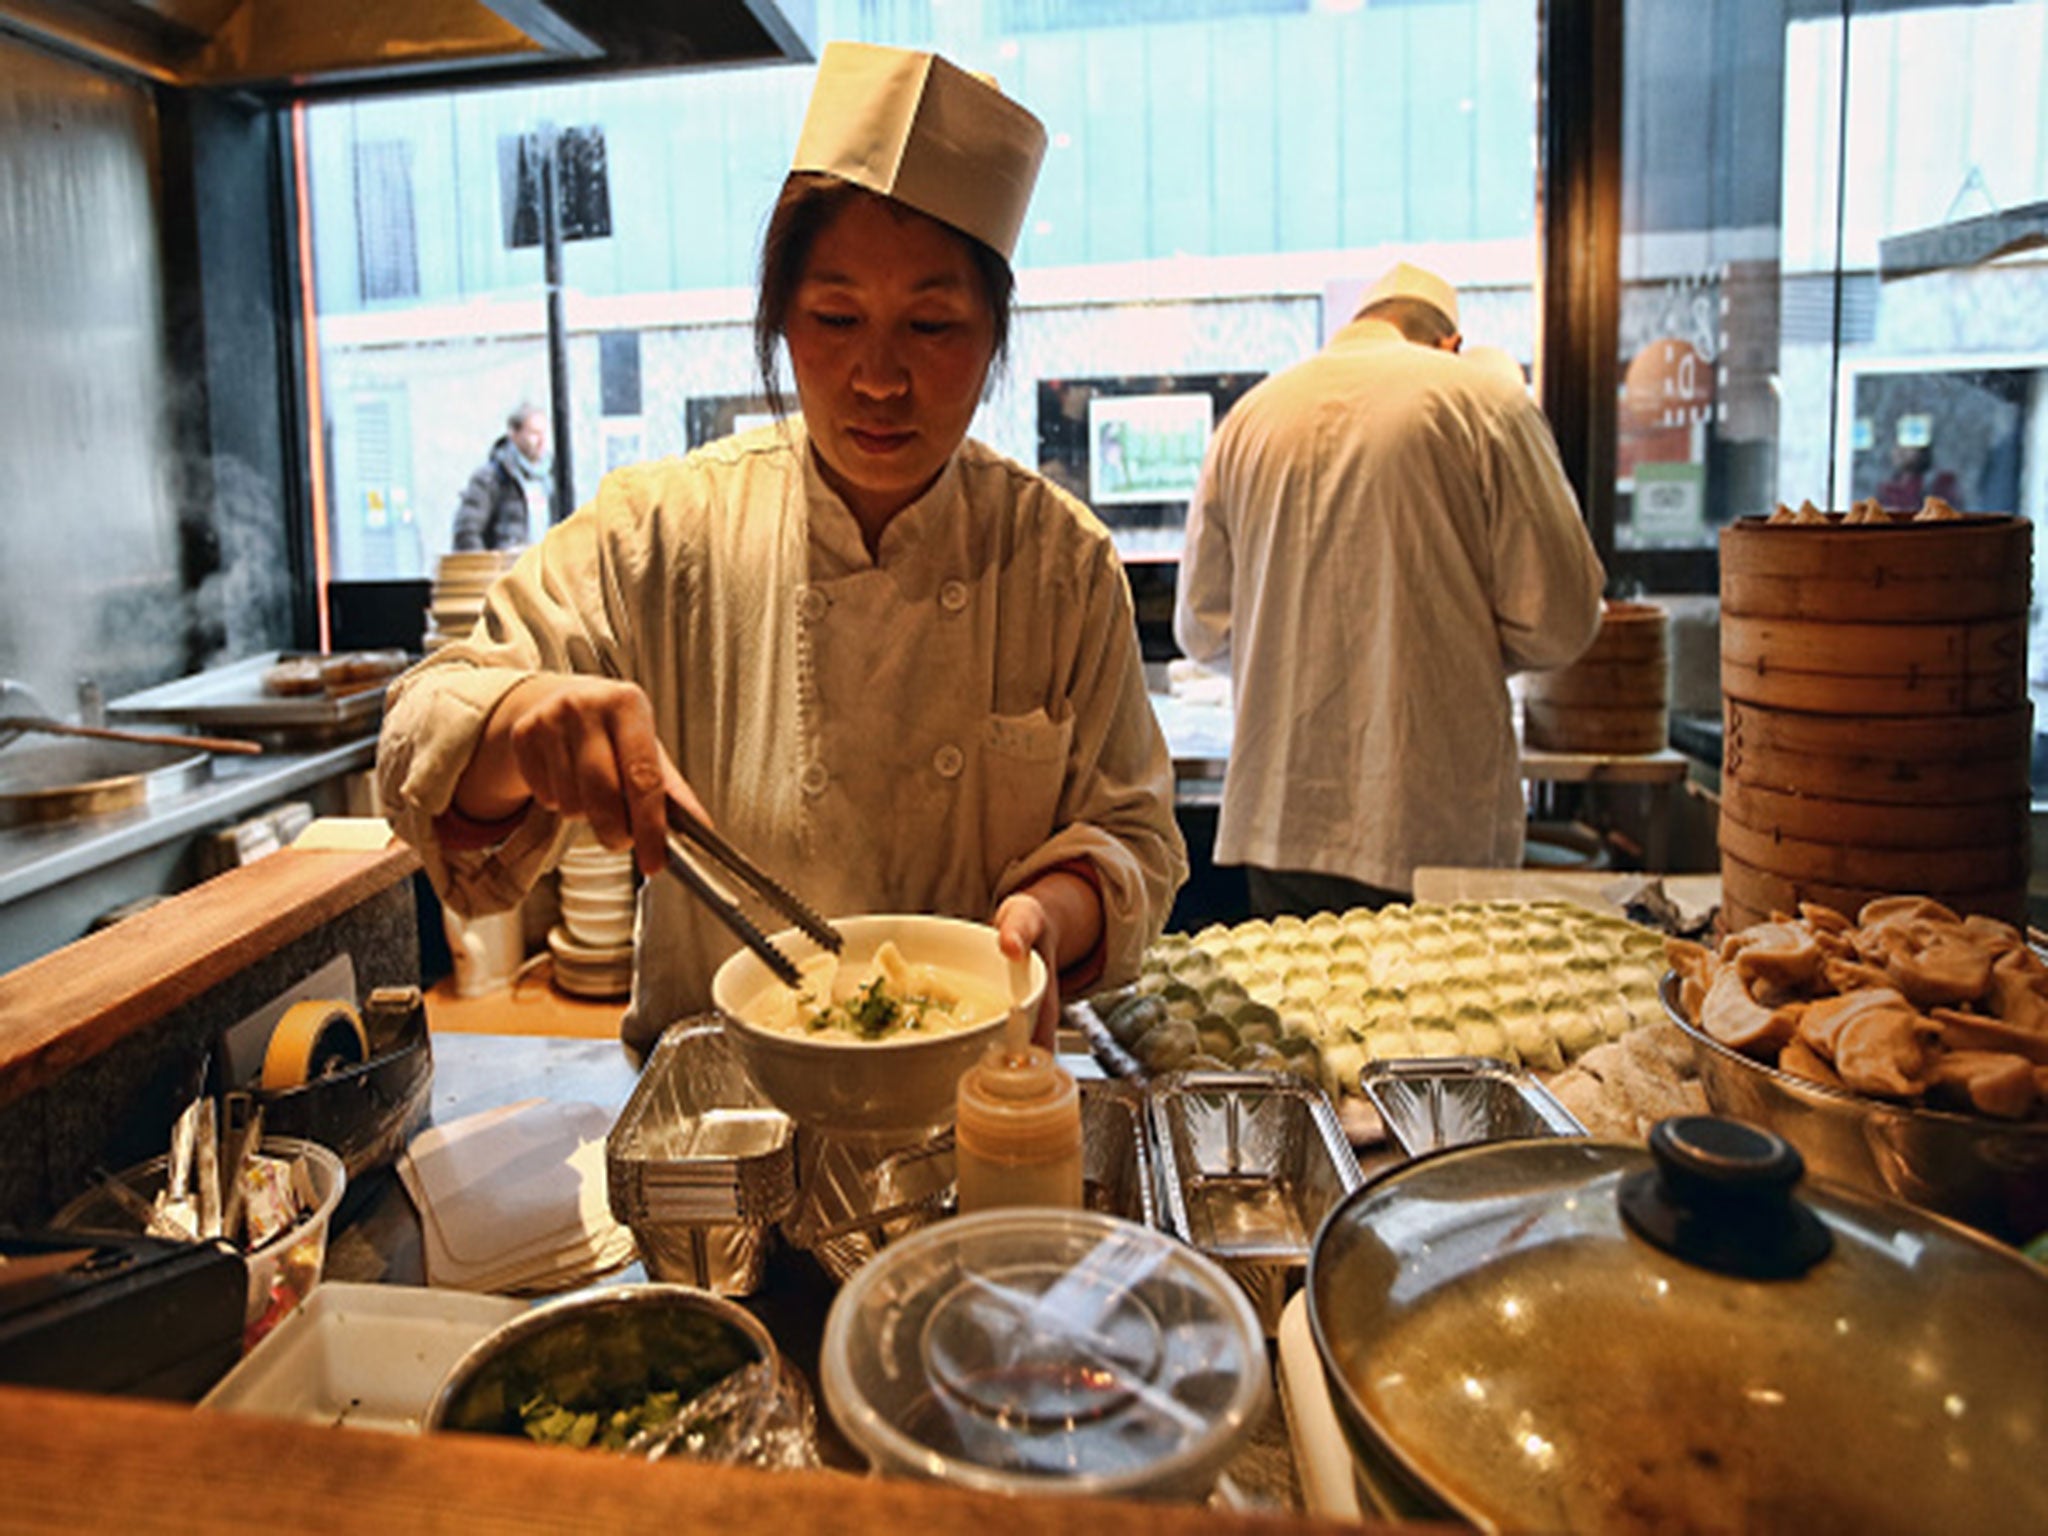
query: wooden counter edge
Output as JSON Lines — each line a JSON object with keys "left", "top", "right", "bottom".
{"left": 0, "top": 1383, "right": 1437, "bottom": 1535}
{"left": 0, "top": 843, "right": 421, "bottom": 1108}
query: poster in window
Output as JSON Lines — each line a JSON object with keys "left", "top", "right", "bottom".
{"left": 1087, "top": 393, "right": 1215, "bottom": 507}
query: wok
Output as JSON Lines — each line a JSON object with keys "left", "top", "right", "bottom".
{"left": 0, "top": 736, "right": 211, "bottom": 829}
{"left": 1307, "top": 1116, "right": 2048, "bottom": 1534}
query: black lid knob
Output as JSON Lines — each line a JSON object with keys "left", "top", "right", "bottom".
{"left": 1620, "top": 1116, "right": 1832, "bottom": 1280}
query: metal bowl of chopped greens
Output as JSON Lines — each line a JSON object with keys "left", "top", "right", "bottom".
{"left": 423, "top": 1283, "right": 782, "bottom": 1460}
{"left": 714, "top": 914, "right": 1046, "bottom": 1140}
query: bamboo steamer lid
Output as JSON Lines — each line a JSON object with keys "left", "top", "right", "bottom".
{"left": 1522, "top": 600, "right": 1668, "bottom": 755}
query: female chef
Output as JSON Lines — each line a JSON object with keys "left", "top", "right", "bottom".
{"left": 377, "top": 42, "right": 1187, "bottom": 1050}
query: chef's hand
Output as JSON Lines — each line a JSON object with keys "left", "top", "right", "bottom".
{"left": 453, "top": 675, "right": 707, "bottom": 878}
{"left": 994, "top": 869, "right": 1103, "bottom": 1051}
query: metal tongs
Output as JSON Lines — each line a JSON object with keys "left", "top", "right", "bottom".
{"left": 663, "top": 795, "right": 841, "bottom": 987}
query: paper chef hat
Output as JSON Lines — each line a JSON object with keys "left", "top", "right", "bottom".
{"left": 1358, "top": 261, "right": 1461, "bottom": 329}
{"left": 790, "top": 40, "right": 1048, "bottom": 261}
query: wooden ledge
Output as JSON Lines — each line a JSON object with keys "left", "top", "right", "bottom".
{"left": 0, "top": 842, "right": 420, "bottom": 1108}
{"left": 0, "top": 1384, "right": 1410, "bottom": 1536}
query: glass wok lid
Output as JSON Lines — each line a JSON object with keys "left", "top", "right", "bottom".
{"left": 1307, "top": 1117, "right": 2048, "bottom": 1536}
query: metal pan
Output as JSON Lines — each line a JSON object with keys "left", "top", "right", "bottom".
{"left": 0, "top": 737, "right": 211, "bottom": 829}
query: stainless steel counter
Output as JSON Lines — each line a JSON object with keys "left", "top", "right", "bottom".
{"left": 0, "top": 735, "right": 378, "bottom": 969}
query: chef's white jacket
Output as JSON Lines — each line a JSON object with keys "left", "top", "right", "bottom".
{"left": 381, "top": 422, "right": 1186, "bottom": 1048}
{"left": 1175, "top": 318, "right": 1604, "bottom": 892}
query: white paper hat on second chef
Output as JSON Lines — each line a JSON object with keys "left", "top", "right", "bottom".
{"left": 791, "top": 40, "right": 1048, "bottom": 261}
{"left": 1358, "top": 260, "right": 1461, "bottom": 329}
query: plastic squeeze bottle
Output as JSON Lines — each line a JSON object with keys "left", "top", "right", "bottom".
{"left": 955, "top": 953, "right": 1082, "bottom": 1213}
{"left": 954, "top": 1040, "right": 1084, "bottom": 1214}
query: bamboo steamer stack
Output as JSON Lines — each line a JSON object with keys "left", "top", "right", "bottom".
{"left": 1522, "top": 599, "right": 1669, "bottom": 754}
{"left": 1718, "top": 509, "right": 2032, "bottom": 931}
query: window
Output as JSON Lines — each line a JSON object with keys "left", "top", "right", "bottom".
{"left": 351, "top": 140, "right": 419, "bottom": 302}
{"left": 299, "top": 1, "right": 1544, "bottom": 582}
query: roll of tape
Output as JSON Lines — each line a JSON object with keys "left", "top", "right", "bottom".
{"left": 261, "top": 1001, "right": 368, "bottom": 1090}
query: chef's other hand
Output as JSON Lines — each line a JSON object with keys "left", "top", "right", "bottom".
{"left": 457, "top": 675, "right": 706, "bottom": 879}
{"left": 993, "top": 893, "right": 1061, "bottom": 1051}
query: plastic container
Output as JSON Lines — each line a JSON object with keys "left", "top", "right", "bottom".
{"left": 53, "top": 1135, "right": 345, "bottom": 1338}
{"left": 822, "top": 1209, "right": 1269, "bottom": 1502}
{"left": 954, "top": 1042, "right": 1082, "bottom": 1214}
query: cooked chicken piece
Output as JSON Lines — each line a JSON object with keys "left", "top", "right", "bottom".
{"left": 1727, "top": 920, "right": 1825, "bottom": 1000}
{"left": 1778, "top": 1035, "right": 1845, "bottom": 1089}
{"left": 1823, "top": 955, "right": 1894, "bottom": 994}
{"left": 1798, "top": 902, "right": 1854, "bottom": 936}
{"left": 1700, "top": 966, "right": 1802, "bottom": 1055}
{"left": 1988, "top": 949, "right": 2048, "bottom": 1034}
{"left": 1798, "top": 988, "right": 1937, "bottom": 1097}
{"left": 1931, "top": 1007, "right": 2048, "bottom": 1066}
{"left": 1927, "top": 1050, "right": 2037, "bottom": 1120}
{"left": 1961, "top": 915, "right": 2025, "bottom": 958}
{"left": 1879, "top": 924, "right": 1994, "bottom": 1010}
{"left": 1857, "top": 895, "right": 1963, "bottom": 931}
{"left": 1667, "top": 936, "right": 1714, "bottom": 980}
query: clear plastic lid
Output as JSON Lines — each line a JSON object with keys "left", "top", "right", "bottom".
{"left": 821, "top": 1209, "right": 1268, "bottom": 1500}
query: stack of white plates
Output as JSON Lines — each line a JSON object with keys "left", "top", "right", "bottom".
{"left": 550, "top": 830, "right": 635, "bottom": 998}
{"left": 423, "top": 550, "right": 515, "bottom": 653}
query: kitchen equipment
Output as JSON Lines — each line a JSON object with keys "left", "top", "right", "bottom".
{"left": 1149, "top": 1071, "right": 1363, "bottom": 1332}
{"left": 664, "top": 791, "right": 840, "bottom": 987}
{"left": 199, "top": 1282, "right": 525, "bottom": 1431}
{"left": 0, "top": 1228, "right": 246, "bottom": 1400}
{"left": 105, "top": 651, "right": 391, "bottom": 746}
{"left": 1521, "top": 597, "right": 1669, "bottom": 754}
{"left": 424, "top": 1282, "right": 806, "bottom": 1468}
{"left": 605, "top": 1019, "right": 797, "bottom": 1296}
{"left": 0, "top": 735, "right": 211, "bottom": 829}
{"left": 1308, "top": 1116, "right": 2048, "bottom": 1534}
{"left": 1077, "top": 1077, "right": 1160, "bottom": 1228}
{"left": 713, "top": 914, "right": 1047, "bottom": 1140}
{"left": 1658, "top": 970, "right": 2048, "bottom": 1244}
{"left": 51, "top": 1135, "right": 345, "bottom": 1335}
{"left": 0, "top": 714, "right": 259, "bottom": 756}
{"left": 822, "top": 1209, "right": 1269, "bottom": 1502}
{"left": 1358, "top": 1055, "right": 1586, "bottom": 1156}
{"left": 1718, "top": 511, "right": 2030, "bottom": 928}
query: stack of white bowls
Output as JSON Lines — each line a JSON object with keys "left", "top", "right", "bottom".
{"left": 549, "top": 828, "right": 636, "bottom": 999}
{"left": 424, "top": 550, "right": 515, "bottom": 653}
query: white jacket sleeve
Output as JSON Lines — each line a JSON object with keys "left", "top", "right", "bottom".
{"left": 1174, "top": 440, "right": 1236, "bottom": 668}
{"left": 1482, "top": 394, "right": 1606, "bottom": 673}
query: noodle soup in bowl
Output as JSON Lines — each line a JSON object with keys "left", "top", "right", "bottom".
{"left": 712, "top": 915, "right": 1047, "bottom": 1141}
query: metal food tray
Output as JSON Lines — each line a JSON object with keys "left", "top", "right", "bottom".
{"left": 1148, "top": 1071, "right": 1364, "bottom": 1333}
{"left": 1079, "top": 1076, "right": 1159, "bottom": 1230}
{"left": 1358, "top": 1055, "right": 1586, "bottom": 1159}
{"left": 107, "top": 650, "right": 393, "bottom": 736}
{"left": 606, "top": 1018, "right": 797, "bottom": 1296}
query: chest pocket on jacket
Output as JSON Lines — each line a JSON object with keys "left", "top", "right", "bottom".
{"left": 976, "top": 708, "right": 1073, "bottom": 886}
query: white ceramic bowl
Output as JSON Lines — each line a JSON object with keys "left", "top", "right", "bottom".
{"left": 712, "top": 914, "right": 1046, "bottom": 1140}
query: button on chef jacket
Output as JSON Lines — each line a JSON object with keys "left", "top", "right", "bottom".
{"left": 380, "top": 421, "right": 1186, "bottom": 1049}
{"left": 1174, "top": 318, "right": 1605, "bottom": 893}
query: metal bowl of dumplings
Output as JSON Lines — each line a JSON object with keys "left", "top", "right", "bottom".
{"left": 1658, "top": 971, "right": 2048, "bottom": 1245}
{"left": 1307, "top": 1116, "right": 2048, "bottom": 1535}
